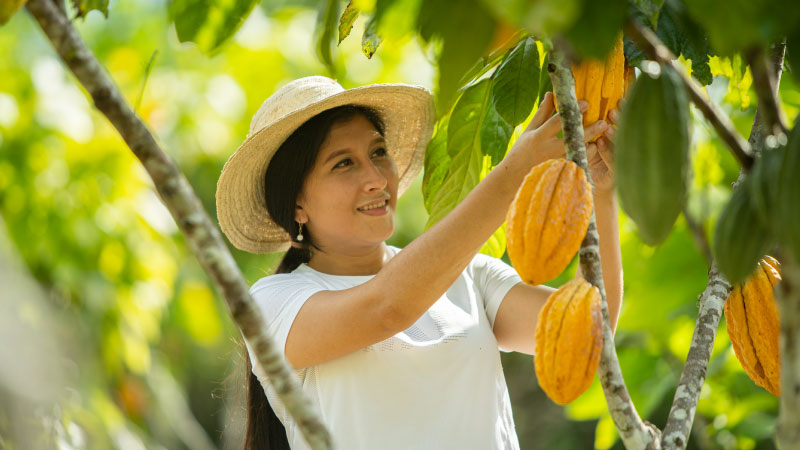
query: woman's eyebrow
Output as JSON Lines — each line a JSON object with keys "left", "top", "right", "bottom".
{"left": 323, "top": 136, "right": 386, "bottom": 164}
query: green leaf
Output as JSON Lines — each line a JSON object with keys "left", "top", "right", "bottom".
{"left": 632, "top": 0, "right": 665, "bottom": 26}
{"left": 564, "top": 0, "right": 627, "bottom": 60}
{"left": 538, "top": 52, "right": 553, "bottom": 102}
{"left": 169, "top": 0, "right": 258, "bottom": 55}
{"left": 457, "top": 31, "right": 528, "bottom": 89}
{"left": 422, "top": 115, "right": 451, "bottom": 214}
{"left": 447, "top": 77, "right": 512, "bottom": 167}
{"left": 72, "top": 0, "right": 109, "bottom": 19}
{"left": 1, "top": 0, "right": 27, "bottom": 25}
{"left": 315, "top": 0, "right": 340, "bottom": 74}
{"left": 478, "top": 155, "right": 506, "bottom": 258}
{"left": 338, "top": 1, "right": 359, "bottom": 45}
{"left": 426, "top": 79, "right": 494, "bottom": 228}
{"left": 787, "top": 30, "right": 800, "bottom": 90}
{"left": 491, "top": 37, "right": 540, "bottom": 128}
{"left": 416, "top": 0, "right": 495, "bottom": 116}
{"left": 361, "top": 0, "right": 398, "bottom": 58}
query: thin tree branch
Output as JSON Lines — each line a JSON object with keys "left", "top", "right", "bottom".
{"left": 625, "top": 20, "right": 754, "bottom": 171}
{"left": 23, "top": 0, "right": 333, "bottom": 448}
{"left": 661, "top": 42, "right": 786, "bottom": 449}
{"left": 661, "top": 264, "right": 731, "bottom": 449}
{"left": 746, "top": 42, "right": 789, "bottom": 138}
{"left": 548, "top": 41, "right": 662, "bottom": 450}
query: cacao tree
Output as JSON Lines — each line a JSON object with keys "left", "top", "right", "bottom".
{"left": 2, "top": 0, "right": 800, "bottom": 448}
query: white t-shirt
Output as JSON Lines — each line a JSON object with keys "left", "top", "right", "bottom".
{"left": 245, "top": 245, "right": 523, "bottom": 450}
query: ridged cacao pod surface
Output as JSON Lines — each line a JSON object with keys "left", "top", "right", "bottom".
{"left": 506, "top": 159, "right": 593, "bottom": 285}
{"left": 614, "top": 66, "right": 690, "bottom": 245}
{"left": 534, "top": 278, "right": 603, "bottom": 405}
{"left": 555, "top": 34, "right": 626, "bottom": 142}
{"left": 724, "top": 256, "right": 782, "bottom": 396}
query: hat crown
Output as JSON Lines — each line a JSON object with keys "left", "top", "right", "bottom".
{"left": 249, "top": 76, "right": 345, "bottom": 136}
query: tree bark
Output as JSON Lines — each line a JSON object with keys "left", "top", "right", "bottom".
{"left": 23, "top": 0, "right": 333, "bottom": 448}
{"left": 548, "top": 42, "right": 662, "bottom": 450}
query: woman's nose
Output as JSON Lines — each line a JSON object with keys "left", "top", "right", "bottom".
{"left": 362, "top": 160, "right": 388, "bottom": 191}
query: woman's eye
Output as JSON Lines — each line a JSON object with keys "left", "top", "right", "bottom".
{"left": 372, "top": 147, "right": 388, "bottom": 157}
{"left": 333, "top": 158, "right": 352, "bottom": 169}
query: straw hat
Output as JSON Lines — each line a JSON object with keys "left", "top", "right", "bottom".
{"left": 215, "top": 75, "right": 436, "bottom": 254}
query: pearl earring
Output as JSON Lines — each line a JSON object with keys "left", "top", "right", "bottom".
{"left": 297, "top": 222, "right": 304, "bottom": 242}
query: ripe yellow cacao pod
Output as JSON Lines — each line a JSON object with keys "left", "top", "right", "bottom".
{"left": 506, "top": 158, "right": 593, "bottom": 285}
{"left": 724, "top": 256, "right": 782, "bottom": 396}
{"left": 534, "top": 278, "right": 603, "bottom": 405}
{"left": 555, "top": 34, "right": 626, "bottom": 142}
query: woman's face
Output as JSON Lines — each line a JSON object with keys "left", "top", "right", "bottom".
{"left": 295, "top": 113, "right": 398, "bottom": 251}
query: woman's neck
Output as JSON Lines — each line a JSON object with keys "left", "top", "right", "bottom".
{"left": 306, "top": 242, "right": 392, "bottom": 276}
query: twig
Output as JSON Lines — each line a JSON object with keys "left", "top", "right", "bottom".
{"left": 548, "top": 41, "right": 662, "bottom": 450}
{"left": 24, "top": 0, "right": 333, "bottom": 448}
{"left": 746, "top": 42, "right": 789, "bottom": 138}
{"left": 625, "top": 20, "right": 754, "bottom": 171}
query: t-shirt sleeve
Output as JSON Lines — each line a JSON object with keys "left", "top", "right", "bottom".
{"left": 471, "top": 253, "right": 523, "bottom": 353}
{"left": 245, "top": 274, "right": 327, "bottom": 368}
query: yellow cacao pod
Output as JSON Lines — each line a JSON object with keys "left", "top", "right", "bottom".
{"left": 555, "top": 34, "right": 626, "bottom": 142}
{"left": 506, "top": 158, "right": 593, "bottom": 285}
{"left": 534, "top": 278, "right": 603, "bottom": 405}
{"left": 724, "top": 256, "right": 782, "bottom": 396}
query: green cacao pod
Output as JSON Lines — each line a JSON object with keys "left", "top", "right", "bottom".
{"left": 614, "top": 66, "right": 690, "bottom": 245}
{"left": 534, "top": 278, "right": 603, "bottom": 405}
{"left": 713, "top": 175, "right": 774, "bottom": 284}
{"left": 725, "top": 256, "right": 782, "bottom": 396}
{"left": 748, "top": 145, "right": 785, "bottom": 231}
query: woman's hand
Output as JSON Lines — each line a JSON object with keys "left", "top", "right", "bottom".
{"left": 587, "top": 108, "right": 619, "bottom": 194}
{"left": 508, "top": 92, "right": 609, "bottom": 170}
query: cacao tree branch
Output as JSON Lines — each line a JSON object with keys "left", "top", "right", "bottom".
{"left": 548, "top": 41, "right": 662, "bottom": 450}
{"left": 746, "top": 41, "right": 789, "bottom": 138}
{"left": 625, "top": 20, "right": 754, "bottom": 171}
{"left": 661, "top": 43, "right": 785, "bottom": 449}
{"left": 23, "top": 1, "right": 333, "bottom": 448}
{"left": 660, "top": 264, "right": 731, "bottom": 450}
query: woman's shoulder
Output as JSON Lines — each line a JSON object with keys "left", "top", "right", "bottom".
{"left": 249, "top": 268, "right": 322, "bottom": 296}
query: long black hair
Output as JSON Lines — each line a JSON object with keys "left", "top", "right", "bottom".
{"left": 242, "top": 104, "right": 386, "bottom": 450}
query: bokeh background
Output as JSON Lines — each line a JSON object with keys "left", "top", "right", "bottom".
{"left": 1, "top": 0, "right": 798, "bottom": 449}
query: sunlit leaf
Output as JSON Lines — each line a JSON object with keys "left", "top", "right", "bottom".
{"left": 422, "top": 114, "right": 450, "bottom": 214}
{"left": 338, "top": 1, "right": 359, "bottom": 44}
{"left": 72, "top": 0, "right": 108, "bottom": 19}
{"left": 168, "top": 0, "right": 259, "bottom": 55}
{"left": 563, "top": 0, "right": 627, "bottom": 60}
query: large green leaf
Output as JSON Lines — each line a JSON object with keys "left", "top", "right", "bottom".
{"left": 777, "top": 117, "right": 800, "bottom": 264}
{"left": 416, "top": 0, "right": 495, "bottom": 116}
{"left": 422, "top": 115, "right": 450, "bottom": 214}
{"left": 425, "top": 78, "right": 510, "bottom": 228}
{"left": 632, "top": 0, "right": 665, "bottom": 26}
{"left": 491, "top": 37, "right": 540, "bottom": 129}
{"left": 168, "top": 0, "right": 258, "bottom": 55}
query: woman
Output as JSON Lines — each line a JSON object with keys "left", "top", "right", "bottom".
{"left": 216, "top": 76, "right": 621, "bottom": 449}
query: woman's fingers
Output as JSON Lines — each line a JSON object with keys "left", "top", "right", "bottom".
{"left": 584, "top": 120, "right": 608, "bottom": 143}
{"left": 596, "top": 136, "right": 614, "bottom": 168}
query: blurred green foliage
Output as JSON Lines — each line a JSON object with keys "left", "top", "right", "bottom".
{"left": 0, "top": 0, "right": 798, "bottom": 449}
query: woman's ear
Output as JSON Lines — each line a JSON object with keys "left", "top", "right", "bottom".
{"left": 294, "top": 204, "right": 307, "bottom": 224}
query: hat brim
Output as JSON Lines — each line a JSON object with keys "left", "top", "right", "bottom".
{"left": 216, "top": 83, "right": 436, "bottom": 254}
